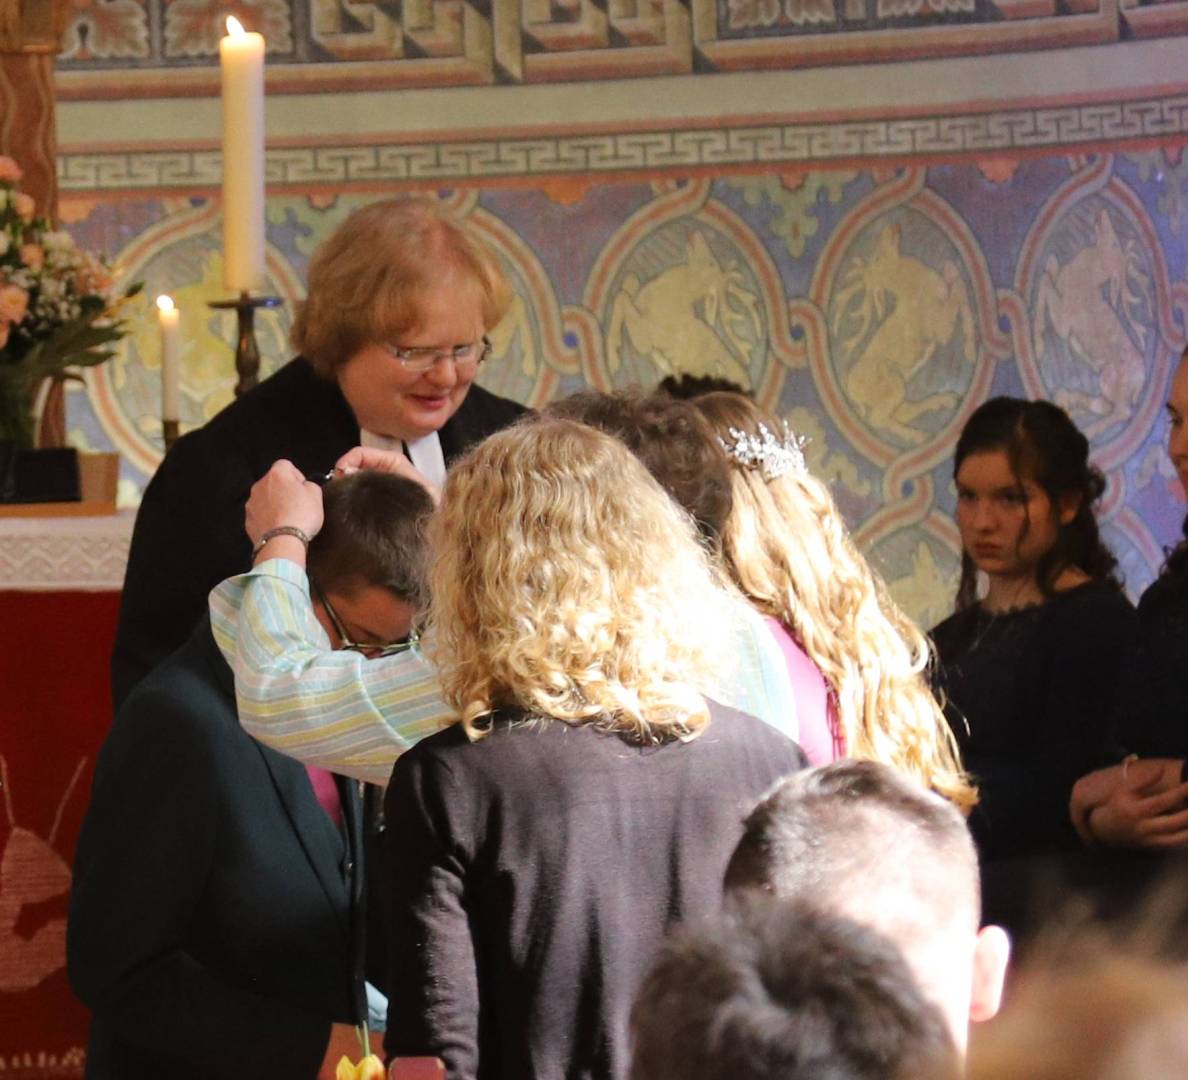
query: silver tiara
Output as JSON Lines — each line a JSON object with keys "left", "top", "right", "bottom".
{"left": 718, "top": 421, "right": 809, "bottom": 480}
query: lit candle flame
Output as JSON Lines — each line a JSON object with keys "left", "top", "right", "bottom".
{"left": 226, "top": 15, "right": 245, "bottom": 36}
{"left": 156, "top": 294, "right": 176, "bottom": 313}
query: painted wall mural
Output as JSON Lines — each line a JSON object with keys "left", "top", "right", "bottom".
{"left": 52, "top": 0, "right": 1188, "bottom": 94}
{"left": 56, "top": 149, "right": 1188, "bottom": 629}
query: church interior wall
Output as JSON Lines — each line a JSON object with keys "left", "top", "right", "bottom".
{"left": 47, "top": 5, "right": 1188, "bottom": 626}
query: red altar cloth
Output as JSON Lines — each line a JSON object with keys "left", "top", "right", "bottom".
{"left": 0, "top": 590, "right": 120, "bottom": 1077}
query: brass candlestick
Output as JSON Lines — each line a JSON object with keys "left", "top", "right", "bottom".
{"left": 163, "top": 418, "right": 180, "bottom": 453}
{"left": 209, "top": 291, "right": 282, "bottom": 397}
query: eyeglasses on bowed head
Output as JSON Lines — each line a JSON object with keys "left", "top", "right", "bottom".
{"left": 313, "top": 584, "right": 417, "bottom": 659}
{"left": 381, "top": 337, "right": 493, "bottom": 374}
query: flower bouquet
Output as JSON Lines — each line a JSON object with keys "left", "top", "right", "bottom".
{"left": 0, "top": 155, "right": 141, "bottom": 450}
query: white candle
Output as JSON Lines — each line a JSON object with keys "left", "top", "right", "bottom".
{"left": 157, "top": 294, "right": 181, "bottom": 422}
{"left": 219, "top": 16, "right": 265, "bottom": 294}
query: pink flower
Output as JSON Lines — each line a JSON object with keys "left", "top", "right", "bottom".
{"left": 0, "top": 322, "right": 8, "bottom": 350}
{"left": 19, "top": 243, "right": 44, "bottom": 271}
{"left": 0, "top": 283, "right": 30, "bottom": 325}
{"left": 0, "top": 156, "right": 22, "bottom": 183}
{"left": 12, "top": 192, "right": 35, "bottom": 223}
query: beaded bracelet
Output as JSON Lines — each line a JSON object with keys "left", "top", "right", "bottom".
{"left": 251, "top": 525, "right": 312, "bottom": 561}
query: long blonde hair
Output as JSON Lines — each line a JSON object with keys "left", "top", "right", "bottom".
{"left": 424, "top": 417, "right": 731, "bottom": 743}
{"left": 694, "top": 393, "right": 975, "bottom": 810}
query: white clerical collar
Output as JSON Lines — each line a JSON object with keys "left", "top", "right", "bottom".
{"left": 360, "top": 428, "right": 447, "bottom": 490}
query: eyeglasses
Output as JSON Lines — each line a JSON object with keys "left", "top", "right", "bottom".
{"left": 381, "top": 336, "right": 492, "bottom": 374}
{"left": 312, "top": 583, "right": 417, "bottom": 659}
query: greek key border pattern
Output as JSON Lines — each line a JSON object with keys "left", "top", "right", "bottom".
{"left": 58, "top": 94, "right": 1188, "bottom": 193}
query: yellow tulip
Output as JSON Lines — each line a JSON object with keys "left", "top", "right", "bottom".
{"left": 335, "top": 1053, "right": 386, "bottom": 1080}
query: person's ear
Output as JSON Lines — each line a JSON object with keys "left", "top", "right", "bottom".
{"left": 969, "top": 925, "right": 1011, "bottom": 1022}
{"left": 1057, "top": 492, "right": 1080, "bottom": 525}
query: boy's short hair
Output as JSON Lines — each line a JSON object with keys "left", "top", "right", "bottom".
{"left": 725, "top": 760, "right": 981, "bottom": 942}
{"left": 306, "top": 472, "right": 433, "bottom": 605}
{"left": 630, "top": 896, "right": 958, "bottom": 1080}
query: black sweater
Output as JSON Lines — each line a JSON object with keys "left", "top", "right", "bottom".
{"left": 1114, "top": 573, "right": 1188, "bottom": 762}
{"left": 383, "top": 704, "right": 806, "bottom": 1080}
{"left": 932, "top": 582, "right": 1137, "bottom": 860}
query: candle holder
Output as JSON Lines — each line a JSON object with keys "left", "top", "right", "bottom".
{"left": 163, "top": 418, "right": 180, "bottom": 454}
{"left": 209, "top": 292, "right": 282, "bottom": 397}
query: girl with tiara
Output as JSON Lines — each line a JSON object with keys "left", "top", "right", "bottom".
{"left": 692, "top": 391, "right": 974, "bottom": 811}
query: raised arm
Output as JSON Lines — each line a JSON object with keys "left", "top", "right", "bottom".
{"left": 210, "top": 460, "right": 454, "bottom": 784}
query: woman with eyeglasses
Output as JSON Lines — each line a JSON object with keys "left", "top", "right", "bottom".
{"left": 112, "top": 197, "right": 526, "bottom": 708}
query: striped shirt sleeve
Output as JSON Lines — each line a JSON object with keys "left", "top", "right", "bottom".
{"left": 209, "top": 558, "right": 456, "bottom": 784}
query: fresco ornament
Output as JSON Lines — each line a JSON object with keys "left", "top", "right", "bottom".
{"left": 784, "top": 404, "right": 871, "bottom": 498}
{"left": 1030, "top": 200, "right": 1152, "bottom": 442}
{"left": 87, "top": 202, "right": 300, "bottom": 478}
{"left": 1129, "top": 148, "right": 1188, "bottom": 238}
{"left": 884, "top": 537, "right": 957, "bottom": 633}
{"left": 59, "top": 0, "right": 150, "bottom": 60}
{"left": 726, "top": 172, "right": 858, "bottom": 259}
{"left": 830, "top": 217, "right": 977, "bottom": 447}
{"left": 603, "top": 225, "right": 766, "bottom": 389}
{"left": 165, "top": 0, "right": 294, "bottom": 55}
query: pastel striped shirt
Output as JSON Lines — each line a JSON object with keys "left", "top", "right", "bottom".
{"left": 209, "top": 559, "right": 799, "bottom": 785}
{"left": 210, "top": 558, "right": 455, "bottom": 784}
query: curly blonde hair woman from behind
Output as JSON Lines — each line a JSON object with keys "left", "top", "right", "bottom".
{"left": 383, "top": 416, "right": 806, "bottom": 1080}
{"left": 692, "top": 392, "right": 974, "bottom": 811}
{"left": 425, "top": 415, "right": 731, "bottom": 742}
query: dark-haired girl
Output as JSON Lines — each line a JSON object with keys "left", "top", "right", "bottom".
{"left": 931, "top": 397, "right": 1137, "bottom": 865}
{"left": 1071, "top": 351, "right": 1188, "bottom": 851}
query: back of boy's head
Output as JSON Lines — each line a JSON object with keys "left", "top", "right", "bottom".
{"left": 306, "top": 472, "right": 433, "bottom": 604}
{"left": 726, "top": 760, "right": 981, "bottom": 989}
{"left": 630, "top": 895, "right": 959, "bottom": 1080}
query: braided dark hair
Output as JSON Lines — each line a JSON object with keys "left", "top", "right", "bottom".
{"left": 953, "top": 397, "right": 1122, "bottom": 610}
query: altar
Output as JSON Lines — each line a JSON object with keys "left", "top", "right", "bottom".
{"left": 0, "top": 513, "right": 133, "bottom": 1076}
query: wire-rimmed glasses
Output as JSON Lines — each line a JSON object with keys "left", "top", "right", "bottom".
{"left": 312, "top": 582, "right": 417, "bottom": 659}
{"left": 380, "top": 336, "right": 492, "bottom": 374}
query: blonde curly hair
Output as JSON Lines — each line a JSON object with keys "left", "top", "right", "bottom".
{"left": 424, "top": 417, "right": 731, "bottom": 743}
{"left": 694, "top": 393, "right": 975, "bottom": 811}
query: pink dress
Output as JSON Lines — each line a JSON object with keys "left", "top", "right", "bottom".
{"left": 763, "top": 616, "right": 844, "bottom": 765}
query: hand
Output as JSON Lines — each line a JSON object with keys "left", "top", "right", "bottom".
{"left": 1086, "top": 764, "right": 1188, "bottom": 850}
{"left": 1070, "top": 758, "right": 1187, "bottom": 844}
{"left": 334, "top": 447, "right": 441, "bottom": 505}
{"left": 1070, "top": 763, "right": 1126, "bottom": 844}
{"left": 317, "top": 1023, "right": 385, "bottom": 1080}
{"left": 245, "top": 459, "right": 324, "bottom": 547}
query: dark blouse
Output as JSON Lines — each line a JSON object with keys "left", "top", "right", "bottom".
{"left": 932, "top": 582, "right": 1137, "bottom": 860}
{"left": 383, "top": 702, "right": 806, "bottom": 1080}
{"left": 1114, "top": 573, "right": 1188, "bottom": 762}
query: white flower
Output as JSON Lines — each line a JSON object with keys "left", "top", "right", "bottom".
{"left": 41, "top": 230, "right": 75, "bottom": 252}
